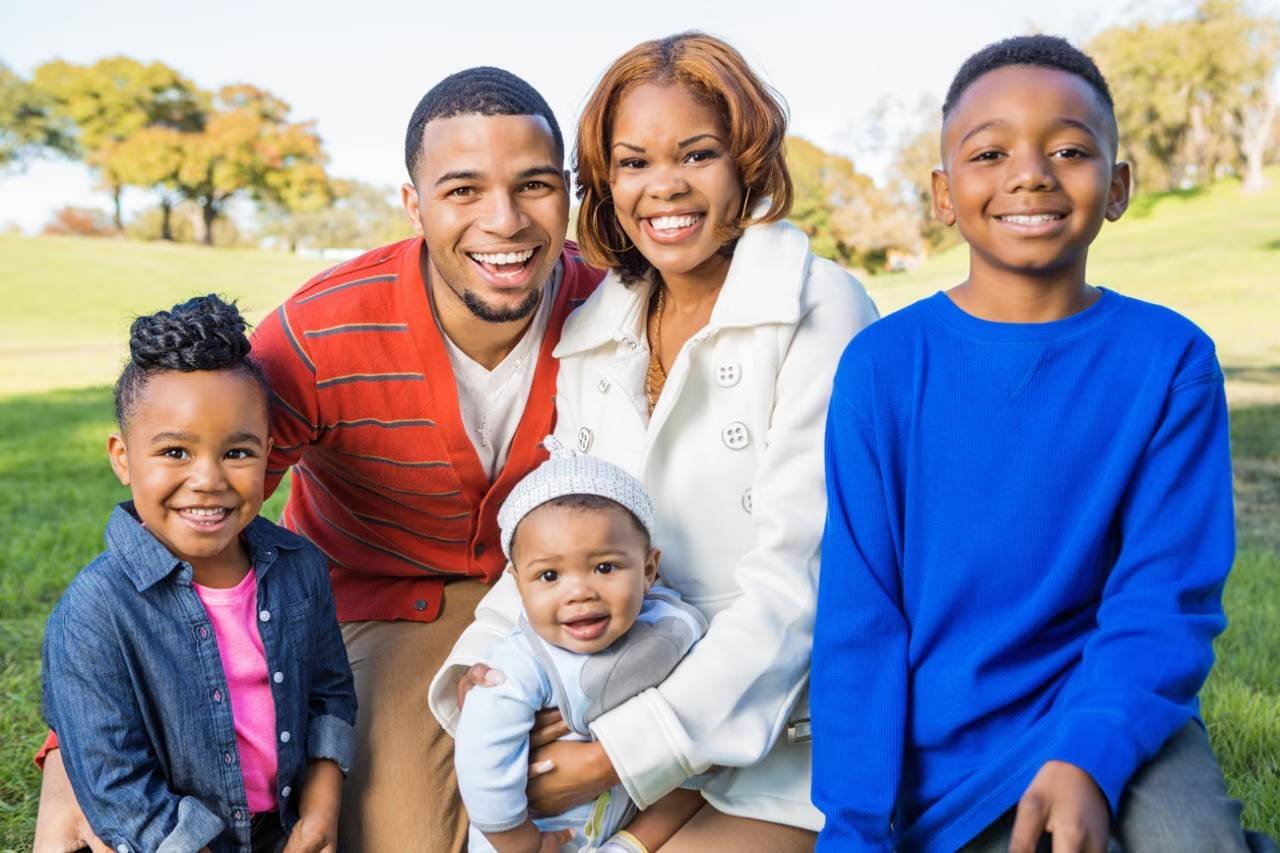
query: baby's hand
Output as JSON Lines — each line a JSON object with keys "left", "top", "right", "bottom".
{"left": 538, "top": 828, "right": 574, "bottom": 852}
{"left": 1010, "top": 760, "right": 1109, "bottom": 853}
{"left": 456, "top": 662, "right": 506, "bottom": 709}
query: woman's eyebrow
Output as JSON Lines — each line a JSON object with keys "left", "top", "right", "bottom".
{"left": 678, "top": 133, "right": 721, "bottom": 148}
{"left": 612, "top": 141, "right": 645, "bottom": 153}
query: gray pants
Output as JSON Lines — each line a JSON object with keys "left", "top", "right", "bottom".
{"left": 961, "top": 721, "right": 1276, "bottom": 853}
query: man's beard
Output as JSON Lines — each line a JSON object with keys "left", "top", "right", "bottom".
{"left": 461, "top": 287, "right": 542, "bottom": 323}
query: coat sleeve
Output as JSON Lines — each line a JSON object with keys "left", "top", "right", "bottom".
{"left": 810, "top": 390, "right": 905, "bottom": 850}
{"left": 250, "top": 302, "right": 321, "bottom": 499}
{"left": 301, "top": 547, "right": 358, "bottom": 773}
{"left": 589, "top": 268, "right": 880, "bottom": 809}
{"left": 1046, "top": 349, "right": 1233, "bottom": 811}
{"left": 42, "top": 599, "right": 225, "bottom": 853}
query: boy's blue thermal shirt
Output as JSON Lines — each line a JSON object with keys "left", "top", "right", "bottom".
{"left": 811, "top": 289, "right": 1234, "bottom": 852}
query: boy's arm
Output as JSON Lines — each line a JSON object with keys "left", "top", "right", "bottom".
{"left": 1047, "top": 350, "right": 1234, "bottom": 812}
{"left": 302, "top": 549, "right": 357, "bottom": 774}
{"left": 42, "top": 605, "right": 225, "bottom": 852}
{"left": 250, "top": 302, "right": 321, "bottom": 498}
{"left": 810, "top": 390, "right": 907, "bottom": 851}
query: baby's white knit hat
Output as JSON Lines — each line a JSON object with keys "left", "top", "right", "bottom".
{"left": 498, "top": 436, "right": 655, "bottom": 560}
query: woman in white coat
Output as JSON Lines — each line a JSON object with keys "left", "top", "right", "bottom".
{"left": 431, "top": 32, "right": 878, "bottom": 851}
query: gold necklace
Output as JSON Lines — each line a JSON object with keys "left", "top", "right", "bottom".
{"left": 645, "top": 285, "right": 667, "bottom": 412}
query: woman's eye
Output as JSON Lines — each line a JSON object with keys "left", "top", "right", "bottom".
{"left": 594, "top": 562, "right": 616, "bottom": 574}
{"left": 538, "top": 570, "right": 559, "bottom": 583}
{"left": 686, "top": 149, "right": 717, "bottom": 164}
{"left": 618, "top": 158, "right": 646, "bottom": 170}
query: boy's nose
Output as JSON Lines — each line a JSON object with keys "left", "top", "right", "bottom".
{"left": 1005, "top": 152, "right": 1057, "bottom": 193}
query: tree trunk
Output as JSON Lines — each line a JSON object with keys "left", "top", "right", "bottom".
{"left": 111, "top": 185, "right": 123, "bottom": 233}
{"left": 1240, "top": 98, "right": 1276, "bottom": 195}
{"left": 160, "top": 199, "right": 174, "bottom": 241}
{"left": 201, "top": 200, "right": 217, "bottom": 247}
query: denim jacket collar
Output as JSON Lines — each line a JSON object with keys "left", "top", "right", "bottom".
{"left": 105, "top": 502, "right": 307, "bottom": 593}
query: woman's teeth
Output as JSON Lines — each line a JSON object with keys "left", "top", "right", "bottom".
{"left": 649, "top": 214, "right": 701, "bottom": 231}
{"left": 469, "top": 248, "right": 535, "bottom": 265}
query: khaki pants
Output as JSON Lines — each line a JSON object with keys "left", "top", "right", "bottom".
{"left": 338, "top": 579, "right": 490, "bottom": 853}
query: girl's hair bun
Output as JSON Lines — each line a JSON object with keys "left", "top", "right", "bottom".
{"left": 128, "top": 294, "right": 251, "bottom": 372}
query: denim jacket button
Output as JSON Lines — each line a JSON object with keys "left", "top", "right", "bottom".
{"left": 116, "top": 845, "right": 129, "bottom": 853}
{"left": 232, "top": 809, "right": 243, "bottom": 821}
{"left": 280, "top": 730, "right": 291, "bottom": 743}
{"left": 212, "top": 688, "right": 223, "bottom": 703}
{"left": 273, "top": 671, "right": 283, "bottom": 684}
{"left": 222, "top": 751, "right": 233, "bottom": 765}
{"left": 259, "top": 609, "right": 271, "bottom": 622}
{"left": 196, "top": 625, "right": 209, "bottom": 640}
{"left": 281, "top": 785, "right": 292, "bottom": 798}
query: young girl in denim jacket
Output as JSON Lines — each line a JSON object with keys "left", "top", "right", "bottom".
{"left": 41, "top": 295, "right": 356, "bottom": 853}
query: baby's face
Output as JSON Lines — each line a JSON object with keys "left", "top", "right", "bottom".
{"left": 510, "top": 501, "right": 658, "bottom": 654}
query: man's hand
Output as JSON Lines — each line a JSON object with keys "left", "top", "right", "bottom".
{"left": 526, "top": 740, "right": 619, "bottom": 816}
{"left": 283, "top": 759, "right": 343, "bottom": 853}
{"left": 33, "top": 749, "right": 111, "bottom": 853}
{"left": 1010, "top": 760, "right": 1109, "bottom": 853}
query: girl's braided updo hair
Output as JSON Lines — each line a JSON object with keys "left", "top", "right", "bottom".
{"left": 113, "top": 294, "right": 270, "bottom": 428}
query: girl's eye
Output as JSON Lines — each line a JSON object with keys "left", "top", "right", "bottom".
{"left": 538, "top": 570, "right": 559, "bottom": 583}
{"left": 225, "top": 448, "right": 255, "bottom": 460}
{"left": 594, "top": 562, "right": 616, "bottom": 574}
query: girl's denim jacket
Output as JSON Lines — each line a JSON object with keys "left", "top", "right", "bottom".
{"left": 41, "top": 502, "right": 357, "bottom": 853}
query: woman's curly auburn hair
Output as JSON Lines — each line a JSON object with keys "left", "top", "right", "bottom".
{"left": 573, "top": 32, "right": 793, "bottom": 281}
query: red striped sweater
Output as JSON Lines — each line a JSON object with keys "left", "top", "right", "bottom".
{"left": 251, "top": 237, "right": 602, "bottom": 622}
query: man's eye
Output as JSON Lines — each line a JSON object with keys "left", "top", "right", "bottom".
{"left": 538, "top": 570, "right": 559, "bottom": 582}
{"left": 447, "top": 186, "right": 475, "bottom": 198}
{"left": 594, "top": 562, "right": 616, "bottom": 574}
{"left": 520, "top": 180, "right": 552, "bottom": 192}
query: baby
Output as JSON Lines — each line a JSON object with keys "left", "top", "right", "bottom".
{"left": 455, "top": 440, "right": 707, "bottom": 853}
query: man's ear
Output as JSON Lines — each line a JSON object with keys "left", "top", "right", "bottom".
{"left": 563, "top": 168, "right": 572, "bottom": 193}
{"left": 644, "top": 547, "right": 661, "bottom": 591}
{"left": 1106, "top": 161, "right": 1132, "bottom": 222}
{"left": 107, "top": 433, "right": 130, "bottom": 487}
{"left": 400, "top": 182, "right": 425, "bottom": 236}
{"left": 931, "top": 168, "right": 956, "bottom": 226}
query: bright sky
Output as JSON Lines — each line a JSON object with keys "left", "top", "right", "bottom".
{"left": 0, "top": 0, "right": 1232, "bottom": 233}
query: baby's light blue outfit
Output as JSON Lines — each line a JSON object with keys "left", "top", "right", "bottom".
{"left": 456, "top": 585, "right": 707, "bottom": 852}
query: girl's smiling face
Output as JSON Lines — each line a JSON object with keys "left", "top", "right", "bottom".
{"left": 108, "top": 369, "right": 270, "bottom": 581}
{"left": 608, "top": 82, "right": 745, "bottom": 286}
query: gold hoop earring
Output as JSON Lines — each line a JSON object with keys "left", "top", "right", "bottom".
{"left": 592, "top": 196, "right": 634, "bottom": 254}
{"left": 739, "top": 186, "right": 753, "bottom": 223}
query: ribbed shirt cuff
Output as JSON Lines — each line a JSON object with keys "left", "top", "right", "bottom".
{"left": 468, "top": 812, "right": 530, "bottom": 834}
{"left": 589, "top": 688, "right": 698, "bottom": 809}
{"left": 429, "top": 623, "right": 511, "bottom": 736}
{"left": 155, "top": 796, "right": 224, "bottom": 853}
{"left": 307, "top": 713, "right": 356, "bottom": 775}
{"left": 1048, "top": 712, "right": 1140, "bottom": 814}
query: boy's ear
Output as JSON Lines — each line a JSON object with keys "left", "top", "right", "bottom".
{"left": 107, "top": 433, "right": 130, "bottom": 487}
{"left": 1106, "top": 161, "right": 1132, "bottom": 222}
{"left": 400, "top": 182, "right": 425, "bottom": 236}
{"left": 644, "top": 547, "right": 661, "bottom": 591}
{"left": 931, "top": 168, "right": 956, "bottom": 227}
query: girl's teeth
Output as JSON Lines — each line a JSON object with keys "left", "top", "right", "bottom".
{"left": 650, "top": 214, "right": 700, "bottom": 230}
{"left": 469, "top": 249, "right": 535, "bottom": 265}
{"left": 185, "top": 508, "right": 226, "bottom": 517}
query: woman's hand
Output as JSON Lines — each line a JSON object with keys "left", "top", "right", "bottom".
{"left": 33, "top": 749, "right": 111, "bottom": 853}
{"left": 526, "top": 740, "right": 620, "bottom": 816}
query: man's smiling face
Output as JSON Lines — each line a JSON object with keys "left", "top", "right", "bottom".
{"left": 404, "top": 113, "right": 569, "bottom": 323}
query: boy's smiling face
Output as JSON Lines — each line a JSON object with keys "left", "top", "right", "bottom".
{"left": 932, "top": 65, "right": 1130, "bottom": 287}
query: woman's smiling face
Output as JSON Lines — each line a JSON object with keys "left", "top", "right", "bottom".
{"left": 608, "top": 82, "right": 744, "bottom": 284}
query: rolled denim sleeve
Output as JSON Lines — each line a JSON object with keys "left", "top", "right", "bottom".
{"left": 42, "top": 600, "right": 224, "bottom": 852}
{"left": 303, "top": 550, "right": 357, "bottom": 773}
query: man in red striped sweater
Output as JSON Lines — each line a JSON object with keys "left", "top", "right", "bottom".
{"left": 35, "top": 68, "right": 603, "bottom": 853}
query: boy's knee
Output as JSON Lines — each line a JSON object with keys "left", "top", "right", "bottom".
{"left": 1116, "top": 783, "right": 1249, "bottom": 853}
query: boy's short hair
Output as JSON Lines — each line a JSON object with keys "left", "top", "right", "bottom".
{"left": 404, "top": 66, "right": 564, "bottom": 180}
{"left": 943, "top": 35, "right": 1117, "bottom": 143}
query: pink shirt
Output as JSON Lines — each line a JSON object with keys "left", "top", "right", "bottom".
{"left": 194, "top": 568, "right": 279, "bottom": 813}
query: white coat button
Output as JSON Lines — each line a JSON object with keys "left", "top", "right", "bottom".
{"left": 280, "top": 730, "right": 291, "bottom": 743}
{"left": 273, "top": 671, "right": 283, "bottom": 684}
{"left": 716, "top": 363, "right": 741, "bottom": 387}
{"left": 597, "top": 377, "right": 610, "bottom": 393}
{"left": 722, "top": 422, "right": 750, "bottom": 450}
{"left": 259, "top": 609, "right": 271, "bottom": 622}
{"left": 622, "top": 336, "right": 639, "bottom": 351}
{"left": 577, "top": 427, "right": 593, "bottom": 453}
{"left": 741, "top": 489, "right": 753, "bottom": 513}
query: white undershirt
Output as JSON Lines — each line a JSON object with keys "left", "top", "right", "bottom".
{"left": 431, "top": 261, "right": 561, "bottom": 480}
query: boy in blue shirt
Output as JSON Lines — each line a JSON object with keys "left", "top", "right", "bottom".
{"left": 812, "top": 35, "right": 1268, "bottom": 852}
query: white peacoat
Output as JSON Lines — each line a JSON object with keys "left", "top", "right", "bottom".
{"left": 429, "top": 216, "right": 879, "bottom": 831}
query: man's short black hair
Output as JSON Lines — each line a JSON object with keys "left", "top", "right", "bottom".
{"left": 404, "top": 66, "right": 564, "bottom": 180}
{"left": 942, "top": 35, "right": 1116, "bottom": 134}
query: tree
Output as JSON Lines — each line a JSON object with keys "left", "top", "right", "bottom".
{"left": 43, "top": 205, "right": 115, "bottom": 237}
{"left": 0, "top": 61, "right": 73, "bottom": 169}
{"left": 31, "top": 56, "right": 204, "bottom": 228}
{"left": 260, "top": 179, "right": 411, "bottom": 252}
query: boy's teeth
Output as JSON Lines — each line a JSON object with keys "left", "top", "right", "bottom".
{"left": 469, "top": 248, "right": 535, "bottom": 265}
{"left": 1000, "top": 214, "right": 1062, "bottom": 224}
{"left": 650, "top": 214, "right": 700, "bottom": 230}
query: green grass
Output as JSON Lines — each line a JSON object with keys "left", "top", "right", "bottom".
{"left": 1, "top": 172, "right": 1278, "bottom": 846}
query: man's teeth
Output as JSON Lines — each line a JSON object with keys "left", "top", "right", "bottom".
{"left": 649, "top": 214, "right": 700, "bottom": 230}
{"left": 469, "top": 249, "right": 535, "bottom": 265}
{"left": 999, "top": 213, "right": 1063, "bottom": 224}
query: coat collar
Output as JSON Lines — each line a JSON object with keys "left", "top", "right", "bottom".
{"left": 105, "top": 501, "right": 306, "bottom": 592}
{"left": 554, "top": 214, "right": 811, "bottom": 358}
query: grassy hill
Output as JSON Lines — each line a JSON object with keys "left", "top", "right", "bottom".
{"left": 0, "top": 172, "right": 1277, "bottom": 846}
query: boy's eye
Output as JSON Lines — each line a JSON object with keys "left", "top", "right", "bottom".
{"left": 972, "top": 150, "right": 1004, "bottom": 162}
{"left": 1052, "top": 147, "right": 1089, "bottom": 159}
{"left": 537, "top": 570, "right": 559, "bottom": 583}
{"left": 160, "top": 447, "right": 189, "bottom": 460}
{"left": 594, "top": 562, "right": 616, "bottom": 574}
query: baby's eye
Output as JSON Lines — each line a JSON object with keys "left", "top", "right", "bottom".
{"left": 538, "top": 570, "right": 559, "bottom": 583}
{"left": 594, "top": 562, "right": 616, "bottom": 574}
